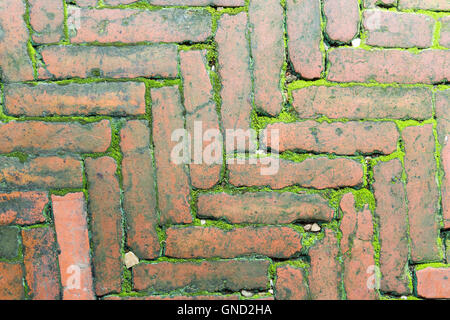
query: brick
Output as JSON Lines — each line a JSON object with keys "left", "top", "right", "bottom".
{"left": 416, "top": 267, "right": 450, "bottom": 299}
{"left": 133, "top": 260, "right": 269, "bottom": 292}
{"left": 228, "top": 157, "right": 364, "bottom": 190}
{"left": 249, "top": 0, "right": 284, "bottom": 116}
{"left": 0, "top": 120, "right": 111, "bottom": 154}
{"left": 29, "top": 0, "right": 64, "bottom": 43}
{"left": 75, "top": 0, "right": 97, "bottom": 6}
{"left": 275, "top": 265, "right": 309, "bottom": 300}
{"left": 363, "top": 10, "right": 434, "bottom": 48}
{"left": 85, "top": 157, "right": 122, "bottom": 296}
{"left": 4, "top": 82, "right": 146, "bottom": 117}
{"left": 0, "top": 262, "right": 24, "bottom": 300}
{"left": 197, "top": 192, "right": 333, "bottom": 224}
{"left": 440, "top": 16, "right": 450, "bottom": 48}
{"left": 403, "top": 125, "right": 441, "bottom": 263}
{"left": 340, "top": 193, "right": 377, "bottom": 300}
{"left": 152, "top": 86, "right": 192, "bottom": 224}
{"left": 69, "top": 8, "right": 212, "bottom": 43}
{"left": 105, "top": 294, "right": 241, "bottom": 300}
{"left": 22, "top": 227, "right": 61, "bottom": 300}
{"left": 181, "top": 50, "right": 222, "bottom": 189}
{"left": 398, "top": 0, "right": 450, "bottom": 10}
{"left": 0, "top": 156, "right": 83, "bottom": 189}
{"left": 309, "top": 229, "right": 341, "bottom": 300}
{"left": 165, "top": 226, "right": 302, "bottom": 259}
{"left": 52, "top": 193, "right": 95, "bottom": 300}
{"left": 292, "top": 86, "right": 433, "bottom": 120}
{"left": 0, "top": 0, "right": 35, "bottom": 82}
{"left": 0, "top": 192, "right": 48, "bottom": 226}
{"left": 216, "top": 13, "right": 254, "bottom": 151}
{"left": 323, "top": 0, "right": 359, "bottom": 43}
{"left": 373, "top": 160, "right": 411, "bottom": 295}
{"left": 328, "top": 48, "right": 450, "bottom": 84}
{"left": 261, "top": 121, "right": 399, "bottom": 155}
{"left": 0, "top": 226, "right": 20, "bottom": 260}
{"left": 38, "top": 45, "right": 178, "bottom": 80}
{"left": 148, "top": 0, "right": 245, "bottom": 5}
{"left": 120, "top": 120, "right": 160, "bottom": 259}
{"left": 287, "top": 0, "right": 324, "bottom": 79}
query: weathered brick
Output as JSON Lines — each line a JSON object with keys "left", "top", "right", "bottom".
{"left": 0, "top": 120, "right": 111, "bottom": 154}
{"left": 228, "top": 157, "right": 364, "bottom": 190}
{"left": 308, "top": 229, "right": 341, "bottom": 300}
{"left": 340, "top": 193, "right": 377, "bottom": 300}
{"left": 0, "top": 192, "right": 48, "bottom": 226}
{"left": 52, "top": 193, "right": 95, "bottom": 300}
{"left": 133, "top": 260, "right": 269, "bottom": 292}
{"left": 440, "top": 16, "right": 450, "bottom": 48}
{"left": 120, "top": 120, "right": 160, "bottom": 259}
{"left": 69, "top": 8, "right": 211, "bottom": 43}
{"left": 105, "top": 294, "right": 241, "bottom": 300}
{"left": 323, "top": 0, "right": 360, "bottom": 43}
{"left": 0, "top": 262, "right": 24, "bottom": 300}
{"left": 197, "top": 192, "right": 333, "bottom": 224}
{"left": 403, "top": 125, "right": 441, "bottom": 263}
{"left": 85, "top": 157, "right": 122, "bottom": 296}
{"left": 0, "top": 0, "right": 35, "bottom": 82}
{"left": 292, "top": 86, "right": 433, "bottom": 120}
{"left": 0, "top": 226, "right": 20, "bottom": 260}
{"left": 22, "top": 227, "right": 61, "bottom": 300}
{"left": 287, "top": 0, "right": 324, "bottom": 79}
{"left": 416, "top": 267, "right": 450, "bottom": 299}
{"left": 275, "top": 265, "right": 309, "bottom": 300}
{"left": 328, "top": 48, "right": 450, "bottom": 84}
{"left": 249, "top": 0, "right": 284, "bottom": 116}
{"left": 38, "top": 45, "right": 178, "bottom": 80}
{"left": 0, "top": 156, "right": 83, "bottom": 189}
{"left": 363, "top": 10, "right": 434, "bottom": 48}
{"left": 152, "top": 86, "right": 192, "bottom": 224}
{"left": 165, "top": 226, "right": 302, "bottom": 259}
{"left": 373, "top": 160, "right": 411, "bottom": 295}
{"left": 216, "top": 13, "right": 254, "bottom": 151}
{"left": 148, "top": 0, "right": 245, "bottom": 5}
{"left": 261, "top": 121, "right": 399, "bottom": 155}
{"left": 398, "top": 0, "right": 450, "bottom": 10}
{"left": 4, "top": 82, "right": 146, "bottom": 117}
{"left": 29, "top": 0, "right": 64, "bottom": 43}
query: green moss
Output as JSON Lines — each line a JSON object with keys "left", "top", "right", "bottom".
{"left": 415, "top": 262, "right": 449, "bottom": 271}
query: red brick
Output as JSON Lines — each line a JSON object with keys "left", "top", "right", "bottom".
{"left": 340, "top": 193, "right": 377, "bottom": 300}
{"left": 69, "top": 8, "right": 211, "bottom": 43}
{"left": 323, "top": 0, "right": 359, "bottom": 43}
{"left": 0, "top": 192, "right": 48, "bottom": 226}
{"left": 0, "top": 262, "right": 25, "bottom": 300}
{"left": 363, "top": 10, "right": 434, "bottom": 48}
{"left": 29, "top": 0, "right": 64, "bottom": 44}
{"left": 403, "top": 125, "right": 441, "bottom": 262}
{"left": 416, "top": 267, "right": 450, "bottom": 299}
{"left": 398, "top": 0, "right": 450, "bottom": 10}
{"left": 308, "top": 229, "right": 341, "bottom": 300}
{"left": 0, "top": 120, "right": 111, "bottom": 154}
{"left": 275, "top": 265, "right": 309, "bottom": 300}
{"left": 22, "top": 227, "right": 61, "bottom": 300}
{"left": 216, "top": 13, "right": 253, "bottom": 151}
{"left": 148, "top": 0, "right": 245, "bottom": 5}
{"left": 152, "top": 86, "right": 192, "bottom": 224}
{"left": 228, "top": 157, "right": 364, "bottom": 190}
{"left": 0, "top": 156, "right": 83, "bottom": 189}
{"left": 133, "top": 260, "right": 269, "bottom": 292}
{"left": 249, "top": 0, "right": 284, "bottom": 116}
{"left": 328, "top": 48, "right": 450, "bottom": 84}
{"left": 287, "top": 0, "right": 324, "bottom": 79}
{"left": 165, "top": 226, "right": 302, "bottom": 259}
{"left": 120, "top": 120, "right": 160, "bottom": 259}
{"left": 440, "top": 16, "right": 450, "bottom": 48}
{"left": 4, "top": 82, "right": 146, "bottom": 117}
{"left": 261, "top": 121, "right": 398, "bottom": 155}
{"left": 292, "top": 86, "right": 432, "bottom": 120}
{"left": 197, "top": 192, "right": 333, "bottom": 224}
{"left": 373, "top": 160, "right": 411, "bottom": 295}
{"left": 85, "top": 157, "right": 122, "bottom": 296}
{"left": 38, "top": 45, "right": 178, "bottom": 80}
{"left": 0, "top": 1, "right": 34, "bottom": 82}
{"left": 105, "top": 294, "right": 241, "bottom": 300}
{"left": 181, "top": 50, "right": 222, "bottom": 189}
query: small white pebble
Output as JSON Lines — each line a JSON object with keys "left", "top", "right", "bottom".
{"left": 268, "top": 289, "right": 274, "bottom": 294}
{"left": 270, "top": 279, "right": 273, "bottom": 287}
{"left": 200, "top": 220, "right": 206, "bottom": 225}
{"left": 401, "top": 296, "right": 407, "bottom": 300}
{"left": 241, "top": 290, "right": 254, "bottom": 297}
{"left": 303, "top": 224, "right": 312, "bottom": 231}
{"left": 324, "top": 43, "right": 329, "bottom": 51}
{"left": 311, "top": 223, "right": 321, "bottom": 232}
{"left": 352, "top": 38, "right": 361, "bottom": 47}
{"left": 211, "top": 65, "right": 215, "bottom": 72}
{"left": 124, "top": 251, "right": 139, "bottom": 269}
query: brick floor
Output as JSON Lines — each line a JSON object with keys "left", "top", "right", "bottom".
{"left": 0, "top": 0, "right": 449, "bottom": 300}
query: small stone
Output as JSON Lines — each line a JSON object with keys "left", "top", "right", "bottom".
{"left": 401, "top": 295, "right": 407, "bottom": 300}
{"left": 268, "top": 289, "right": 274, "bottom": 294}
{"left": 124, "top": 251, "right": 139, "bottom": 269}
{"left": 311, "top": 223, "right": 321, "bottom": 232}
{"left": 304, "top": 224, "right": 312, "bottom": 231}
{"left": 352, "top": 38, "right": 361, "bottom": 47}
{"left": 241, "top": 290, "right": 254, "bottom": 297}
{"left": 200, "top": 220, "right": 206, "bottom": 225}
